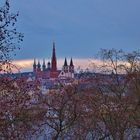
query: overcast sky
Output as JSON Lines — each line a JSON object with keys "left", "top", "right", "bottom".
{"left": 9, "top": 0, "right": 140, "bottom": 61}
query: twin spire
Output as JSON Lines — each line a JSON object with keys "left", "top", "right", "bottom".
{"left": 70, "top": 58, "right": 74, "bottom": 66}
{"left": 64, "top": 58, "right": 74, "bottom": 67}
{"left": 63, "top": 57, "right": 74, "bottom": 73}
{"left": 64, "top": 58, "right": 68, "bottom": 66}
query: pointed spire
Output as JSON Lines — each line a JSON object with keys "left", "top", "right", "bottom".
{"left": 69, "top": 58, "right": 74, "bottom": 74}
{"left": 52, "top": 42, "right": 56, "bottom": 59}
{"left": 33, "top": 59, "right": 36, "bottom": 67}
{"left": 64, "top": 58, "right": 68, "bottom": 66}
{"left": 53, "top": 41, "right": 55, "bottom": 49}
{"left": 33, "top": 58, "right": 36, "bottom": 72}
{"left": 42, "top": 59, "right": 46, "bottom": 71}
{"left": 70, "top": 58, "right": 74, "bottom": 66}
{"left": 63, "top": 58, "right": 68, "bottom": 73}
{"left": 51, "top": 42, "right": 57, "bottom": 72}
{"left": 37, "top": 60, "right": 41, "bottom": 68}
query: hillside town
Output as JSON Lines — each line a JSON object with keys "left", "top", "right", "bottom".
{"left": 0, "top": 0, "right": 140, "bottom": 140}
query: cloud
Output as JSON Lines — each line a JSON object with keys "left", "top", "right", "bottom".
{"left": 13, "top": 58, "right": 131, "bottom": 74}
{"left": 13, "top": 58, "right": 92, "bottom": 72}
{"left": 13, "top": 59, "right": 33, "bottom": 72}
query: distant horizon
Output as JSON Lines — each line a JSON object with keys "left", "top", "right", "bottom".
{"left": 13, "top": 58, "right": 94, "bottom": 73}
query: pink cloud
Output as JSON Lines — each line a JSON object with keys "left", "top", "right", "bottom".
{"left": 13, "top": 58, "right": 92, "bottom": 72}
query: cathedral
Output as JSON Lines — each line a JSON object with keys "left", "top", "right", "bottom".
{"left": 33, "top": 42, "right": 74, "bottom": 80}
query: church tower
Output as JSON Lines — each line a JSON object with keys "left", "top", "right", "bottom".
{"left": 69, "top": 58, "right": 74, "bottom": 73}
{"left": 33, "top": 59, "right": 36, "bottom": 73}
{"left": 69, "top": 58, "right": 74, "bottom": 78}
{"left": 63, "top": 58, "right": 68, "bottom": 72}
{"left": 50, "top": 42, "right": 58, "bottom": 78}
{"left": 47, "top": 61, "right": 51, "bottom": 70}
{"left": 51, "top": 42, "right": 57, "bottom": 72}
{"left": 37, "top": 60, "right": 41, "bottom": 72}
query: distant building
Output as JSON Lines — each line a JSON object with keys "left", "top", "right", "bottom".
{"left": 33, "top": 42, "right": 75, "bottom": 80}
{"left": 0, "top": 42, "right": 75, "bottom": 92}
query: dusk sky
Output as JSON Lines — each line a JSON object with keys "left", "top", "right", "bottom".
{"left": 7, "top": 0, "right": 140, "bottom": 71}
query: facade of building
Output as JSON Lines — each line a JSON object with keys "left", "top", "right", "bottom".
{"left": 33, "top": 42, "right": 75, "bottom": 80}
